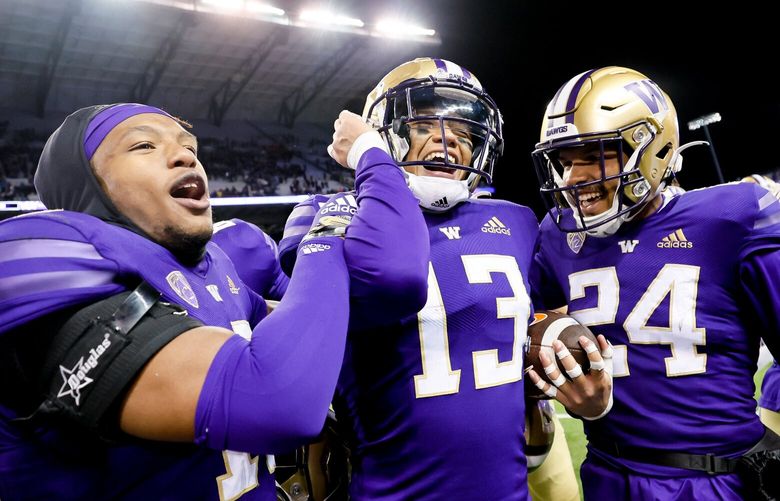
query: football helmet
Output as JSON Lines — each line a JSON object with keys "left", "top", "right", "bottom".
{"left": 363, "top": 57, "right": 503, "bottom": 210}
{"left": 741, "top": 174, "right": 780, "bottom": 200}
{"left": 275, "top": 409, "right": 349, "bottom": 501}
{"left": 525, "top": 400, "right": 555, "bottom": 472}
{"left": 532, "top": 66, "right": 686, "bottom": 237}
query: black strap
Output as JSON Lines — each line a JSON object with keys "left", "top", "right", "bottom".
{"left": 110, "top": 281, "right": 160, "bottom": 333}
{"left": 589, "top": 440, "right": 739, "bottom": 474}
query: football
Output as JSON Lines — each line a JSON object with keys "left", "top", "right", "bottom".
{"left": 524, "top": 310, "right": 598, "bottom": 399}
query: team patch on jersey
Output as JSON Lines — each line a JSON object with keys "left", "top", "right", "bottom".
{"left": 657, "top": 228, "right": 693, "bottom": 248}
{"left": 166, "top": 271, "right": 199, "bottom": 308}
{"left": 226, "top": 275, "right": 240, "bottom": 294}
{"left": 567, "top": 231, "right": 586, "bottom": 254}
{"left": 481, "top": 216, "right": 511, "bottom": 235}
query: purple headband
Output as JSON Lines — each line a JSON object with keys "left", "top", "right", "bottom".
{"left": 83, "top": 103, "right": 172, "bottom": 160}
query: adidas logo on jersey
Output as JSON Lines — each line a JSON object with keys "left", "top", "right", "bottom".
{"left": 657, "top": 228, "right": 693, "bottom": 248}
{"left": 301, "top": 242, "right": 332, "bottom": 254}
{"left": 481, "top": 216, "right": 511, "bottom": 235}
{"left": 319, "top": 194, "right": 358, "bottom": 215}
{"left": 431, "top": 197, "right": 449, "bottom": 208}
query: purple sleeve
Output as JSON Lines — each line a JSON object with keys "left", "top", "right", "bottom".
{"left": 194, "top": 237, "right": 349, "bottom": 453}
{"left": 528, "top": 233, "right": 566, "bottom": 311}
{"left": 0, "top": 216, "right": 124, "bottom": 335}
{"left": 740, "top": 248, "right": 780, "bottom": 358}
{"left": 267, "top": 264, "right": 289, "bottom": 300}
{"left": 278, "top": 194, "right": 331, "bottom": 276}
{"left": 346, "top": 147, "right": 429, "bottom": 327}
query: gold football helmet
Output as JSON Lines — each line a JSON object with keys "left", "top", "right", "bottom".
{"left": 532, "top": 66, "right": 684, "bottom": 236}
{"left": 363, "top": 57, "right": 503, "bottom": 192}
{"left": 525, "top": 400, "right": 555, "bottom": 472}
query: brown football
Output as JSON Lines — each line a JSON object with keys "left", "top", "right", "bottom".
{"left": 524, "top": 310, "right": 598, "bottom": 399}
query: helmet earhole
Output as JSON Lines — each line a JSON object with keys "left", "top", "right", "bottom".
{"left": 392, "top": 118, "right": 409, "bottom": 138}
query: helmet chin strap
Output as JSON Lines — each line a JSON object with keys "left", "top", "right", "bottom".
{"left": 406, "top": 172, "right": 470, "bottom": 212}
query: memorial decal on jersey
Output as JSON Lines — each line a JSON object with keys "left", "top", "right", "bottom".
{"left": 166, "top": 271, "right": 199, "bottom": 308}
{"left": 227, "top": 275, "right": 240, "bottom": 295}
{"left": 567, "top": 231, "right": 586, "bottom": 254}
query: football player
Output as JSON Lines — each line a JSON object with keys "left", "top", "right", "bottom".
{"left": 279, "top": 58, "right": 611, "bottom": 500}
{"left": 211, "top": 218, "right": 289, "bottom": 301}
{"left": 0, "top": 103, "right": 428, "bottom": 500}
{"left": 742, "top": 174, "right": 780, "bottom": 436}
{"left": 530, "top": 67, "right": 780, "bottom": 499}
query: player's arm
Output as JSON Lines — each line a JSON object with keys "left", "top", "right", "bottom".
{"left": 740, "top": 248, "right": 780, "bottom": 358}
{"left": 739, "top": 183, "right": 780, "bottom": 357}
{"left": 125, "top": 236, "right": 349, "bottom": 453}
{"left": 327, "top": 111, "right": 429, "bottom": 324}
{"left": 20, "top": 231, "right": 349, "bottom": 453}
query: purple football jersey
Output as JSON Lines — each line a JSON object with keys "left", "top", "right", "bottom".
{"left": 335, "top": 198, "right": 539, "bottom": 500}
{"left": 212, "top": 218, "right": 289, "bottom": 300}
{"left": 531, "top": 183, "right": 780, "bottom": 477}
{"left": 760, "top": 361, "right": 780, "bottom": 411}
{"left": 0, "top": 211, "right": 275, "bottom": 500}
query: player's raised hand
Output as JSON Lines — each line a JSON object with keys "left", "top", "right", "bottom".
{"left": 327, "top": 110, "right": 374, "bottom": 168}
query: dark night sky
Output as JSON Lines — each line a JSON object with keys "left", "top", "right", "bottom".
{"left": 402, "top": 0, "right": 777, "bottom": 214}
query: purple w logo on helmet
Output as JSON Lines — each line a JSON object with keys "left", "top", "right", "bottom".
{"left": 624, "top": 80, "right": 669, "bottom": 114}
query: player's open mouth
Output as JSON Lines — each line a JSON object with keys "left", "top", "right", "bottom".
{"left": 577, "top": 189, "right": 605, "bottom": 214}
{"left": 422, "top": 151, "right": 459, "bottom": 177}
{"left": 170, "top": 173, "right": 209, "bottom": 210}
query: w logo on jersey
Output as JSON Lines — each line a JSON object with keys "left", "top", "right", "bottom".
{"left": 618, "top": 239, "right": 639, "bottom": 253}
{"left": 625, "top": 80, "right": 669, "bottom": 115}
{"left": 439, "top": 226, "right": 461, "bottom": 240}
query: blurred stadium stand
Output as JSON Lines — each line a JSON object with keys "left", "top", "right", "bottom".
{"left": 0, "top": 0, "right": 441, "bottom": 237}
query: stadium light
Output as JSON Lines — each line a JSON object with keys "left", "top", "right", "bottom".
{"left": 199, "top": 0, "right": 284, "bottom": 16}
{"left": 375, "top": 19, "right": 436, "bottom": 38}
{"left": 246, "top": 1, "right": 284, "bottom": 17}
{"left": 299, "top": 9, "right": 364, "bottom": 28}
{"left": 687, "top": 112, "right": 721, "bottom": 131}
{"left": 201, "top": 0, "right": 242, "bottom": 11}
{"left": 687, "top": 112, "right": 725, "bottom": 183}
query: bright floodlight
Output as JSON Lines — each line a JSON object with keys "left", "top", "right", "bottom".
{"left": 687, "top": 113, "right": 722, "bottom": 131}
{"left": 201, "top": 0, "right": 242, "bottom": 11}
{"left": 376, "top": 19, "right": 436, "bottom": 37}
{"left": 246, "top": 1, "right": 284, "bottom": 16}
{"left": 300, "top": 9, "right": 364, "bottom": 28}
